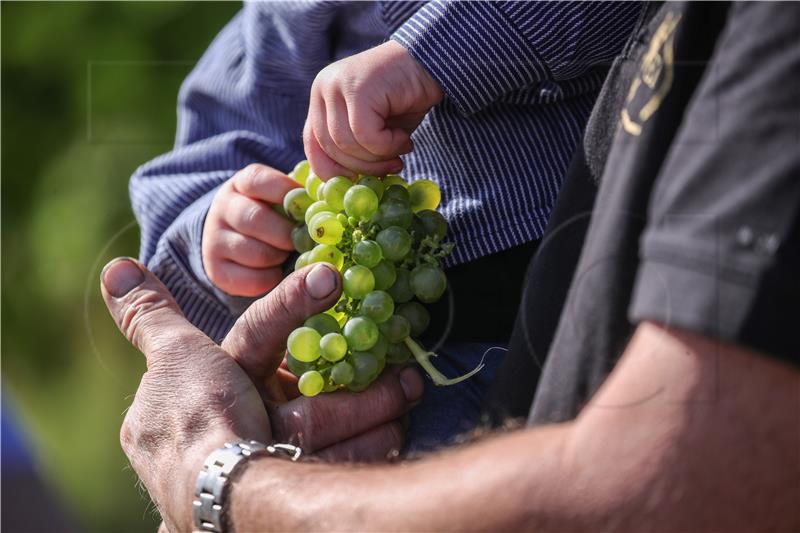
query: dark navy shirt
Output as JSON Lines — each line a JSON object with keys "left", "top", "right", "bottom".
{"left": 130, "top": 1, "right": 642, "bottom": 340}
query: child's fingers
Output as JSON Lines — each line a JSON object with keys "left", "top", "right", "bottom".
{"left": 232, "top": 164, "right": 301, "bottom": 203}
{"left": 325, "top": 92, "right": 386, "bottom": 163}
{"left": 222, "top": 193, "right": 295, "bottom": 251}
{"left": 307, "top": 95, "right": 402, "bottom": 179}
{"left": 211, "top": 228, "right": 289, "bottom": 268}
{"left": 304, "top": 117, "right": 356, "bottom": 180}
{"left": 207, "top": 260, "right": 283, "bottom": 298}
{"left": 345, "top": 92, "right": 414, "bottom": 158}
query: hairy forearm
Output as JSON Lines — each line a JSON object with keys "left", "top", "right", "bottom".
{"left": 231, "top": 424, "right": 571, "bottom": 532}
{"left": 228, "top": 323, "right": 800, "bottom": 531}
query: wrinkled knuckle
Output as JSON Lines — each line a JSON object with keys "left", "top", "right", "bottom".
{"left": 236, "top": 164, "right": 266, "bottom": 190}
{"left": 117, "top": 291, "right": 172, "bottom": 346}
{"left": 316, "top": 64, "right": 338, "bottom": 85}
{"left": 271, "top": 279, "right": 302, "bottom": 320}
{"left": 373, "top": 376, "right": 407, "bottom": 416}
{"left": 387, "top": 421, "right": 404, "bottom": 450}
{"left": 119, "top": 417, "right": 135, "bottom": 454}
{"left": 330, "top": 126, "right": 356, "bottom": 153}
{"left": 242, "top": 202, "right": 264, "bottom": 229}
{"left": 351, "top": 123, "right": 379, "bottom": 151}
{"left": 316, "top": 134, "right": 338, "bottom": 158}
{"left": 235, "top": 309, "right": 267, "bottom": 356}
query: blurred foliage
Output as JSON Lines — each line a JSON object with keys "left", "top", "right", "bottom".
{"left": 2, "top": 2, "right": 239, "bottom": 530}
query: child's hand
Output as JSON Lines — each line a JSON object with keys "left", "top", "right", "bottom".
{"left": 202, "top": 164, "right": 299, "bottom": 297}
{"left": 305, "top": 41, "right": 444, "bottom": 179}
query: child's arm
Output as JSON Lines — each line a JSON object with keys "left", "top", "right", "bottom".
{"left": 306, "top": 1, "right": 644, "bottom": 176}
{"left": 131, "top": 9, "right": 306, "bottom": 341}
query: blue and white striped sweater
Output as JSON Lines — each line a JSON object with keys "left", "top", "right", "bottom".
{"left": 131, "top": 1, "right": 642, "bottom": 341}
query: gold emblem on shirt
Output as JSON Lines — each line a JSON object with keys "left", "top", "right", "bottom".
{"left": 621, "top": 11, "right": 682, "bottom": 136}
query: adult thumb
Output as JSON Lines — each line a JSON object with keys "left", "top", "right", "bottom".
{"left": 222, "top": 263, "right": 341, "bottom": 382}
{"left": 100, "top": 257, "right": 212, "bottom": 366}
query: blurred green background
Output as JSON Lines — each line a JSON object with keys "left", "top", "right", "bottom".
{"left": 2, "top": 2, "right": 240, "bottom": 530}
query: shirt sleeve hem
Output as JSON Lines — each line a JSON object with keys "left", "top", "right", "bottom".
{"left": 391, "top": 0, "right": 549, "bottom": 116}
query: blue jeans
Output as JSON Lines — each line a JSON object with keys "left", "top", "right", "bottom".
{"left": 405, "top": 342, "right": 507, "bottom": 454}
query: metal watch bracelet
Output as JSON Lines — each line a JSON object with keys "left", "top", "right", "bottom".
{"left": 192, "top": 440, "right": 303, "bottom": 532}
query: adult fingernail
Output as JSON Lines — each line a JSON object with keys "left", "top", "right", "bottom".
{"left": 102, "top": 258, "right": 145, "bottom": 297}
{"left": 306, "top": 264, "right": 337, "bottom": 299}
{"left": 399, "top": 367, "right": 423, "bottom": 403}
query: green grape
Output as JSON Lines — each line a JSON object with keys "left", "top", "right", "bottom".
{"left": 353, "top": 239, "right": 383, "bottom": 268}
{"left": 295, "top": 251, "right": 311, "bottom": 270}
{"left": 298, "top": 370, "right": 324, "bottom": 397}
{"left": 323, "top": 380, "right": 339, "bottom": 393}
{"left": 304, "top": 200, "right": 335, "bottom": 225}
{"left": 343, "top": 316, "right": 379, "bottom": 351}
{"left": 382, "top": 185, "right": 410, "bottom": 205}
{"left": 414, "top": 210, "right": 447, "bottom": 240}
{"left": 316, "top": 180, "right": 327, "bottom": 201}
{"left": 360, "top": 290, "right": 394, "bottom": 323}
{"left": 286, "top": 354, "right": 315, "bottom": 377}
{"left": 371, "top": 260, "right": 397, "bottom": 290}
{"left": 287, "top": 327, "right": 321, "bottom": 362}
{"left": 387, "top": 268, "right": 414, "bottom": 303}
{"left": 408, "top": 179, "right": 441, "bottom": 212}
{"left": 358, "top": 175, "right": 385, "bottom": 200}
{"left": 283, "top": 188, "right": 313, "bottom": 222}
{"left": 411, "top": 264, "right": 447, "bottom": 303}
{"left": 308, "top": 244, "right": 344, "bottom": 269}
{"left": 351, "top": 352, "right": 379, "bottom": 383}
{"left": 371, "top": 333, "right": 389, "bottom": 359}
{"left": 322, "top": 176, "right": 353, "bottom": 211}
{"left": 386, "top": 342, "right": 412, "bottom": 364}
{"left": 397, "top": 301, "right": 431, "bottom": 337}
{"left": 343, "top": 265, "right": 375, "bottom": 299}
{"left": 379, "top": 315, "right": 411, "bottom": 343}
{"left": 304, "top": 313, "right": 340, "bottom": 336}
{"left": 372, "top": 200, "right": 412, "bottom": 230}
{"left": 292, "top": 225, "right": 315, "bottom": 253}
{"left": 331, "top": 361, "right": 355, "bottom": 385}
{"left": 337, "top": 213, "right": 349, "bottom": 227}
{"left": 382, "top": 174, "right": 408, "bottom": 188}
{"left": 320, "top": 332, "right": 348, "bottom": 362}
{"left": 376, "top": 227, "right": 412, "bottom": 261}
{"left": 290, "top": 160, "right": 310, "bottom": 186}
{"left": 305, "top": 172, "right": 324, "bottom": 200}
{"left": 309, "top": 212, "right": 344, "bottom": 245}
{"left": 343, "top": 185, "right": 379, "bottom": 220}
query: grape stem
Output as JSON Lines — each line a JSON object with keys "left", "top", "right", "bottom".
{"left": 403, "top": 337, "right": 485, "bottom": 386}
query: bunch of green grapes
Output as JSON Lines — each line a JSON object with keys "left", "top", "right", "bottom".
{"left": 281, "top": 160, "right": 483, "bottom": 397}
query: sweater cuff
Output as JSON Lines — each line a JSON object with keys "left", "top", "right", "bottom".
{"left": 391, "top": 0, "right": 549, "bottom": 116}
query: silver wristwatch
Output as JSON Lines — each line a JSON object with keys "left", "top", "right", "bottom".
{"left": 192, "top": 440, "right": 303, "bottom": 532}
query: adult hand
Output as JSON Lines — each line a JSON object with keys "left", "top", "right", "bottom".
{"left": 103, "top": 259, "right": 423, "bottom": 532}
{"left": 202, "top": 164, "right": 299, "bottom": 297}
{"left": 305, "top": 40, "right": 444, "bottom": 179}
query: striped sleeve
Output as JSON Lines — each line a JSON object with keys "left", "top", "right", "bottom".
{"left": 130, "top": 10, "right": 300, "bottom": 340}
{"left": 392, "top": 1, "right": 643, "bottom": 115}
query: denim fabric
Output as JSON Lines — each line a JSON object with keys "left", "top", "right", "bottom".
{"left": 405, "top": 342, "right": 506, "bottom": 453}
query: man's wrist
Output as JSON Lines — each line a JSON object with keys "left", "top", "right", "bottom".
{"left": 175, "top": 431, "right": 241, "bottom": 532}
{"left": 192, "top": 440, "right": 304, "bottom": 532}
